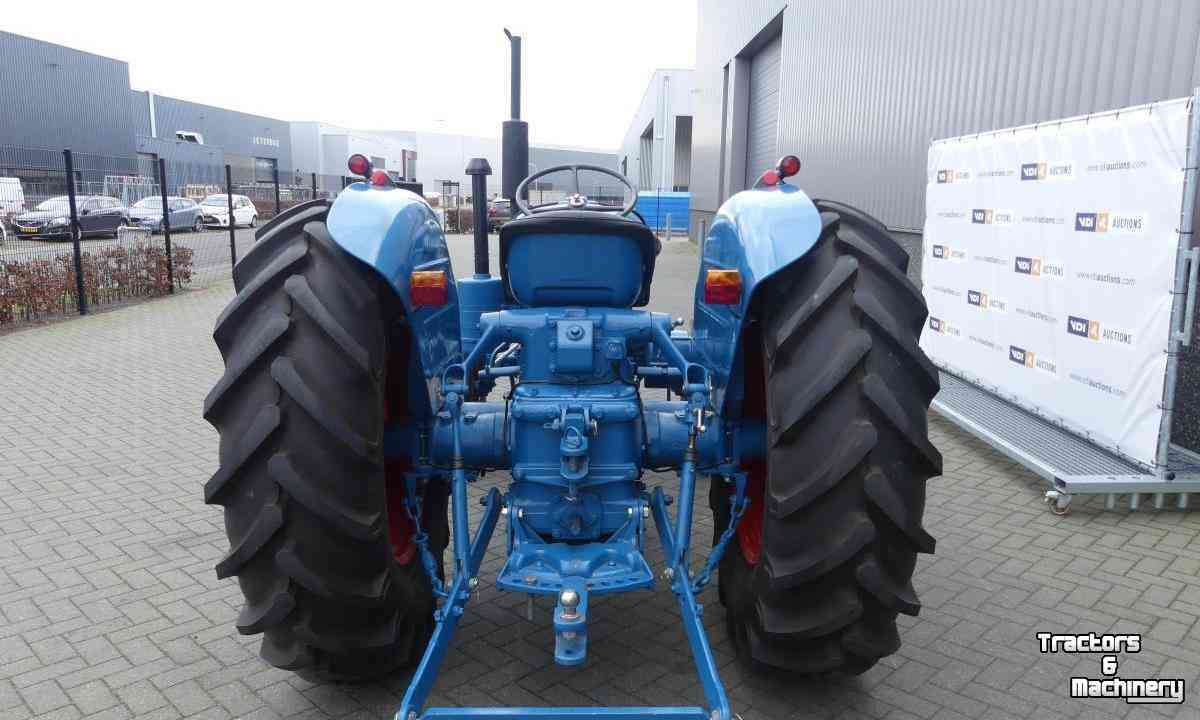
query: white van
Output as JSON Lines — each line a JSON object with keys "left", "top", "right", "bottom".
{"left": 0, "top": 178, "right": 24, "bottom": 243}
{"left": 0, "top": 177, "right": 24, "bottom": 217}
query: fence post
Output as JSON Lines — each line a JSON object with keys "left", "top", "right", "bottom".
{"left": 273, "top": 166, "right": 281, "bottom": 216}
{"left": 226, "top": 165, "right": 237, "bottom": 270}
{"left": 156, "top": 158, "right": 175, "bottom": 293}
{"left": 311, "top": 172, "right": 318, "bottom": 200}
{"left": 63, "top": 149, "right": 87, "bottom": 316}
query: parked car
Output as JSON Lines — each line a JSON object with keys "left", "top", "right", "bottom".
{"left": 128, "top": 196, "right": 204, "bottom": 233}
{"left": 199, "top": 194, "right": 257, "bottom": 228}
{"left": 487, "top": 197, "right": 511, "bottom": 232}
{"left": 12, "top": 195, "right": 128, "bottom": 240}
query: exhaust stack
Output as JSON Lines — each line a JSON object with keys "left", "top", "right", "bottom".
{"left": 501, "top": 28, "right": 529, "bottom": 207}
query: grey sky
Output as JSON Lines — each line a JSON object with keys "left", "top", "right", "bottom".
{"left": 4, "top": 0, "right": 696, "bottom": 150}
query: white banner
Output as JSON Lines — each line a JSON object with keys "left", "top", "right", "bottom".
{"left": 921, "top": 98, "right": 1192, "bottom": 468}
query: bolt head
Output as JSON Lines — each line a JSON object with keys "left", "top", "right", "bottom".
{"left": 566, "top": 324, "right": 584, "bottom": 340}
{"left": 468, "top": 577, "right": 479, "bottom": 590}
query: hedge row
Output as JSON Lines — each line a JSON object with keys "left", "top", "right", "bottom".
{"left": 0, "top": 242, "right": 193, "bottom": 326}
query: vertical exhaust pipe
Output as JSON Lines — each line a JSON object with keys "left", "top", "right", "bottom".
{"left": 501, "top": 28, "right": 529, "bottom": 208}
{"left": 465, "top": 158, "right": 492, "bottom": 276}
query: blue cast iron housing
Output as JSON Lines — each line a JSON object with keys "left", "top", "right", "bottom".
{"left": 325, "top": 171, "right": 823, "bottom": 720}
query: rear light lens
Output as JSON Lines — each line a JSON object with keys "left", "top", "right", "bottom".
{"left": 348, "top": 153, "right": 372, "bottom": 177}
{"left": 777, "top": 154, "right": 801, "bottom": 178}
{"left": 370, "top": 169, "right": 391, "bottom": 187}
{"left": 411, "top": 270, "right": 448, "bottom": 306}
{"left": 704, "top": 269, "right": 742, "bottom": 305}
{"left": 759, "top": 169, "right": 780, "bottom": 187}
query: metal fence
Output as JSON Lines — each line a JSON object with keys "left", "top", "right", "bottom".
{"left": 0, "top": 144, "right": 356, "bottom": 330}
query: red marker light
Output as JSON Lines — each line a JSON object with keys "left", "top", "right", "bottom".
{"left": 348, "top": 153, "right": 372, "bottom": 177}
{"left": 704, "top": 269, "right": 742, "bottom": 305}
{"left": 370, "top": 169, "right": 391, "bottom": 187}
{"left": 759, "top": 169, "right": 780, "bottom": 187}
{"left": 777, "top": 155, "right": 801, "bottom": 178}
{"left": 411, "top": 270, "right": 448, "bottom": 306}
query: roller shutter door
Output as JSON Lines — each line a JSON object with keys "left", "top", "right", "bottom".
{"left": 745, "top": 35, "right": 782, "bottom": 188}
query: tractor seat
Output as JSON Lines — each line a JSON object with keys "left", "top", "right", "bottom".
{"left": 499, "top": 210, "right": 661, "bottom": 308}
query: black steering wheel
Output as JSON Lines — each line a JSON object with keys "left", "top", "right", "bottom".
{"left": 515, "top": 164, "right": 637, "bottom": 216}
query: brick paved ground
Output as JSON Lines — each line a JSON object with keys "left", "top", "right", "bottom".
{"left": 1, "top": 235, "right": 1199, "bottom": 720}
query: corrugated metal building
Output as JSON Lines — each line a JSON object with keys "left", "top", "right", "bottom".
{"left": 618, "top": 70, "right": 695, "bottom": 192}
{"left": 289, "top": 123, "right": 416, "bottom": 185}
{"left": 0, "top": 31, "right": 292, "bottom": 189}
{"left": 380, "top": 131, "right": 618, "bottom": 199}
{"left": 0, "top": 31, "right": 139, "bottom": 158}
{"left": 131, "top": 92, "right": 292, "bottom": 184}
{"left": 690, "top": 0, "right": 1200, "bottom": 238}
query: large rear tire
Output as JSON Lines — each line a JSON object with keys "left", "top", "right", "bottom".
{"left": 715, "top": 206, "right": 941, "bottom": 675}
{"left": 203, "top": 200, "right": 441, "bottom": 681}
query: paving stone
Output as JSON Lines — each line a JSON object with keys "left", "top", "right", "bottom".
{"left": 16, "top": 682, "right": 69, "bottom": 716}
{"left": 65, "top": 680, "right": 118, "bottom": 715}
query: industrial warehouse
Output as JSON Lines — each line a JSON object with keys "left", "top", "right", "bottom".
{"left": 0, "top": 30, "right": 615, "bottom": 196}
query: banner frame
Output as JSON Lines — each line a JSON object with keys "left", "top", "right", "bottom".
{"left": 925, "top": 89, "right": 1200, "bottom": 508}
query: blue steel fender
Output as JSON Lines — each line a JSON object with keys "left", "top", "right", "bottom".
{"left": 691, "top": 182, "right": 822, "bottom": 416}
{"left": 327, "top": 183, "right": 461, "bottom": 416}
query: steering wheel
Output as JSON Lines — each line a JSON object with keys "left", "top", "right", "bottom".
{"left": 515, "top": 164, "right": 637, "bottom": 216}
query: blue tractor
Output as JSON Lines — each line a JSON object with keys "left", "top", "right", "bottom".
{"left": 204, "top": 32, "right": 940, "bottom": 720}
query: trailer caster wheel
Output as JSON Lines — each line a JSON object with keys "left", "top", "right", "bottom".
{"left": 1045, "top": 490, "right": 1072, "bottom": 516}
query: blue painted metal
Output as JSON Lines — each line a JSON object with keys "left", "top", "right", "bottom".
{"left": 398, "top": 487, "right": 502, "bottom": 720}
{"left": 418, "top": 708, "right": 707, "bottom": 719}
{"left": 553, "top": 578, "right": 588, "bottom": 665}
{"left": 364, "top": 179, "right": 810, "bottom": 719}
{"left": 649, "top": 488, "right": 732, "bottom": 720}
{"left": 457, "top": 275, "right": 504, "bottom": 355}
{"left": 506, "top": 232, "right": 646, "bottom": 307}
{"left": 327, "top": 182, "right": 461, "bottom": 416}
{"left": 635, "top": 191, "right": 690, "bottom": 231}
{"left": 496, "top": 495, "right": 653, "bottom": 597}
{"left": 690, "top": 180, "right": 823, "bottom": 415}
{"left": 692, "top": 470, "right": 747, "bottom": 595}
{"left": 405, "top": 468, "right": 447, "bottom": 599}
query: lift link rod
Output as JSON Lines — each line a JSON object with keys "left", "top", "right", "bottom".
{"left": 692, "top": 470, "right": 748, "bottom": 595}
{"left": 398, "top": 485, "right": 502, "bottom": 720}
{"left": 651, "top": 484, "right": 734, "bottom": 720}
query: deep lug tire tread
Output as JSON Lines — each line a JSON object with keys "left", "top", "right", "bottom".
{"left": 717, "top": 207, "right": 940, "bottom": 675}
{"left": 204, "top": 199, "right": 440, "bottom": 681}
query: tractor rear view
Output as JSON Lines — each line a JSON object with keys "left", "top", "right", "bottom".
{"left": 204, "top": 31, "right": 939, "bottom": 720}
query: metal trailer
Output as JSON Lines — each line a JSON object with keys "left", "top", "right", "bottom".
{"left": 929, "top": 89, "right": 1200, "bottom": 514}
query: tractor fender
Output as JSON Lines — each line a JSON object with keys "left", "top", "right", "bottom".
{"left": 327, "top": 183, "right": 461, "bottom": 411}
{"left": 690, "top": 182, "right": 822, "bottom": 416}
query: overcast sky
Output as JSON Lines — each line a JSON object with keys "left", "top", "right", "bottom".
{"left": 4, "top": 0, "right": 696, "bottom": 151}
